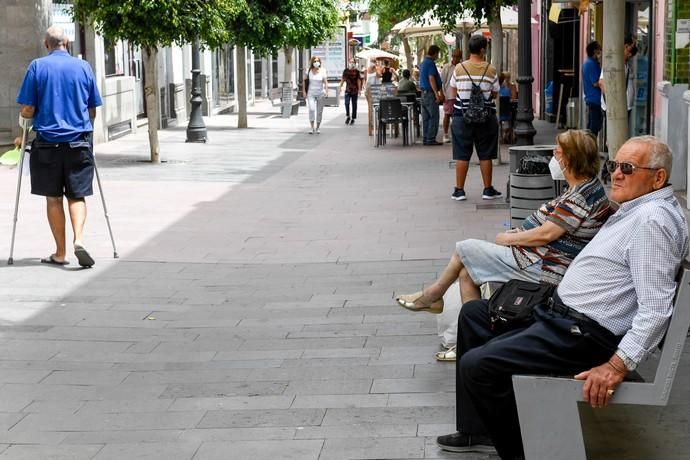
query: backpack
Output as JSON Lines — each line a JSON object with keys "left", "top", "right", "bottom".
{"left": 460, "top": 62, "right": 491, "bottom": 124}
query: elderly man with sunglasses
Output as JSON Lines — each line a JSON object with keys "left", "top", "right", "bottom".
{"left": 437, "top": 135, "right": 689, "bottom": 459}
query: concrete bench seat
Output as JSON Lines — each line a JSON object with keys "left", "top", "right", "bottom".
{"left": 512, "top": 258, "right": 690, "bottom": 459}
{"left": 268, "top": 87, "right": 299, "bottom": 118}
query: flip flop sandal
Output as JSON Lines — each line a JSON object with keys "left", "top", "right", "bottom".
{"left": 40, "top": 254, "right": 69, "bottom": 266}
{"left": 395, "top": 291, "right": 444, "bottom": 314}
{"left": 74, "top": 245, "right": 95, "bottom": 268}
{"left": 435, "top": 345, "right": 457, "bottom": 362}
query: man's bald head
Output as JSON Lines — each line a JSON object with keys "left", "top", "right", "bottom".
{"left": 45, "top": 26, "right": 68, "bottom": 50}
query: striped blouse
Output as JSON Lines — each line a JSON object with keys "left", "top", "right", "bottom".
{"left": 512, "top": 177, "right": 613, "bottom": 285}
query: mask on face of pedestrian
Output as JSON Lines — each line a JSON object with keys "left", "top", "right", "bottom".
{"left": 314, "top": 61, "right": 321, "bottom": 68}
{"left": 549, "top": 156, "right": 566, "bottom": 180}
{"left": 349, "top": 62, "right": 356, "bottom": 69}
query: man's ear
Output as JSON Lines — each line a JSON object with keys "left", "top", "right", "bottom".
{"left": 654, "top": 168, "right": 668, "bottom": 189}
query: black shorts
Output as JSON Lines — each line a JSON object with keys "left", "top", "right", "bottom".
{"left": 30, "top": 133, "right": 94, "bottom": 199}
{"left": 451, "top": 114, "right": 498, "bottom": 161}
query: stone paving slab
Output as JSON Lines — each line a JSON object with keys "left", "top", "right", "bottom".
{"left": 0, "top": 99, "right": 688, "bottom": 458}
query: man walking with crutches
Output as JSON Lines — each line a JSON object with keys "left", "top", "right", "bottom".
{"left": 16, "top": 25, "right": 102, "bottom": 267}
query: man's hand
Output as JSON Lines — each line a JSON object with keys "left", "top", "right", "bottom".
{"left": 574, "top": 357, "right": 627, "bottom": 408}
{"left": 18, "top": 114, "right": 32, "bottom": 130}
{"left": 13, "top": 137, "right": 22, "bottom": 148}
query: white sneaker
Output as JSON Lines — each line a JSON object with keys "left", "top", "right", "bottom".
{"left": 443, "top": 135, "right": 451, "bottom": 144}
{"left": 316, "top": 128, "right": 321, "bottom": 134}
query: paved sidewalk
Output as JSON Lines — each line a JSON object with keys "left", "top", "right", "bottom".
{"left": 0, "top": 101, "right": 687, "bottom": 459}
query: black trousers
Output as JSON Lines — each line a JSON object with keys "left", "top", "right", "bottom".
{"left": 344, "top": 93, "right": 358, "bottom": 118}
{"left": 455, "top": 299, "right": 622, "bottom": 459}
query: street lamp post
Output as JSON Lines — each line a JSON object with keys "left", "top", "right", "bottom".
{"left": 514, "top": 0, "right": 536, "bottom": 145}
{"left": 186, "top": 39, "right": 207, "bottom": 143}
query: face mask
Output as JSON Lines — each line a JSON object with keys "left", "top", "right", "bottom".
{"left": 349, "top": 63, "right": 356, "bottom": 69}
{"left": 549, "top": 156, "right": 566, "bottom": 180}
{"left": 314, "top": 62, "right": 321, "bottom": 68}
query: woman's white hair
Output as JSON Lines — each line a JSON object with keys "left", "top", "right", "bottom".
{"left": 623, "top": 135, "right": 673, "bottom": 179}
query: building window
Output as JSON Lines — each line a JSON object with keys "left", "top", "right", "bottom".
{"left": 104, "top": 39, "right": 126, "bottom": 77}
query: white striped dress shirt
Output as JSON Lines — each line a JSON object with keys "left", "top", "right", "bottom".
{"left": 557, "top": 186, "right": 689, "bottom": 364}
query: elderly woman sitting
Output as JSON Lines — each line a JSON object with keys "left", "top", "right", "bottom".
{"left": 396, "top": 129, "right": 612, "bottom": 315}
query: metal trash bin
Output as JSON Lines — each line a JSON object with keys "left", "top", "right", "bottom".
{"left": 510, "top": 173, "right": 557, "bottom": 228}
{"left": 508, "top": 145, "right": 556, "bottom": 173}
{"left": 566, "top": 97, "right": 578, "bottom": 129}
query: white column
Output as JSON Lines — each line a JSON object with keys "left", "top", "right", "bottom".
{"left": 684, "top": 90, "right": 690, "bottom": 209}
{"left": 656, "top": 81, "right": 688, "bottom": 191}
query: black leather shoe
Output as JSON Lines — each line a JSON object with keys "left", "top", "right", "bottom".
{"left": 424, "top": 141, "right": 443, "bottom": 146}
{"left": 436, "top": 432, "right": 495, "bottom": 453}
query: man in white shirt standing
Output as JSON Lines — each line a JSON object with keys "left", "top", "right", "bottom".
{"left": 599, "top": 34, "right": 638, "bottom": 118}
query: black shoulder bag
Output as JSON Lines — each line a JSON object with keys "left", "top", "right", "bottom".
{"left": 488, "top": 279, "right": 555, "bottom": 331}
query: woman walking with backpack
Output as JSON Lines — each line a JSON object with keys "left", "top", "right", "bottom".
{"left": 303, "top": 56, "right": 329, "bottom": 134}
{"left": 449, "top": 35, "right": 501, "bottom": 202}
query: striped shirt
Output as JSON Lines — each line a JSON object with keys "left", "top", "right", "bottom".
{"left": 450, "top": 60, "right": 499, "bottom": 114}
{"left": 557, "top": 186, "right": 689, "bottom": 365}
{"left": 513, "top": 177, "right": 613, "bottom": 285}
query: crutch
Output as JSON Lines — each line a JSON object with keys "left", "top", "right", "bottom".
{"left": 7, "top": 124, "right": 30, "bottom": 265}
{"left": 93, "top": 155, "right": 119, "bottom": 259}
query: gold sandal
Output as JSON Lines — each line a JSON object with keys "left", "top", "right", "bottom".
{"left": 435, "top": 345, "right": 457, "bottom": 361}
{"left": 395, "top": 291, "right": 444, "bottom": 314}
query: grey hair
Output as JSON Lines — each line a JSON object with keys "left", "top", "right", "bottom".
{"left": 623, "top": 135, "right": 673, "bottom": 179}
{"left": 45, "top": 25, "right": 67, "bottom": 49}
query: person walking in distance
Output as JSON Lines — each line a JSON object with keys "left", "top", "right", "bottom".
{"left": 419, "top": 45, "right": 444, "bottom": 146}
{"left": 16, "top": 25, "right": 102, "bottom": 268}
{"left": 340, "top": 59, "right": 362, "bottom": 125}
{"left": 441, "top": 48, "right": 462, "bottom": 143}
{"left": 303, "top": 56, "right": 328, "bottom": 134}
{"left": 449, "top": 35, "right": 501, "bottom": 201}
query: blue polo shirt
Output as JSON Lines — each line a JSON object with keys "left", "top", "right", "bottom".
{"left": 16, "top": 50, "right": 102, "bottom": 142}
{"left": 581, "top": 56, "right": 601, "bottom": 106}
{"left": 419, "top": 56, "right": 441, "bottom": 91}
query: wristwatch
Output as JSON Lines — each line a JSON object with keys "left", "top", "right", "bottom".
{"left": 615, "top": 349, "right": 638, "bottom": 371}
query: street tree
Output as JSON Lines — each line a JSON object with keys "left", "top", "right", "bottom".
{"left": 72, "top": 0, "right": 242, "bottom": 163}
{"left": 367, "top": 1, "right": 419, "bottom": 69}
{"left": 225, "top": 0, "right": 339, "bottom": 129}
{"left": 370, "top": 0, "right": 515, "bottom": 73}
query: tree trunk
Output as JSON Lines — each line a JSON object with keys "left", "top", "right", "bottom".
{"left": 416, "top": 37, "right": 430, "bottom": 67}
{"left": 237, "top": 45, "right": 248, "bottom": 128}
{"left": 603, "top": 0, "right": 628, "bottom": 158}
{"left": 283, "top": 46, "right": 294, "bottom": 84}
{"left": 488, "top": 16, "right": 504, "bottom": 73}
{"left": 402, "top": 35, "right": 413, "bottom": 70}
{"left": 462, "top": 28, "right": 471, "bottom": 61}
{"left": 142, "top": 47, "right": 160, "bottom": 163}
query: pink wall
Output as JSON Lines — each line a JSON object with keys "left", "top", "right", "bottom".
{"left": 652, "top": 0, "right": 665, "bottom": 127}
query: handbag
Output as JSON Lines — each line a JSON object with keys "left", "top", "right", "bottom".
{"left": 488, "top": 279, "right": 555, "bottom": 331}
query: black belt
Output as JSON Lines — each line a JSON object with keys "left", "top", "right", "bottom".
{"left": 546, "top": 295, "right": 600, "bottom": 328}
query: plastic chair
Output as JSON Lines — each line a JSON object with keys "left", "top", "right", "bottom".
{"left": 378, "top": 97, "right": 408, "bottom": 147}
{"left": 398, "top": 92, "right": 420, "bottom": 139}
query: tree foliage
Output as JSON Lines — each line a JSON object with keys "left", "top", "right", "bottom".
{"left": 71, "top": 0, "right": 245, "bottom": 50}
{"left": 370, "top": 0, "right": 517, "bottom": 35}
{"left": 226, "top": 0, "right": 340, "bottom": 54}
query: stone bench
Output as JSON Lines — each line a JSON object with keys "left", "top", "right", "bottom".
{"left": 512, "top": 258, "right": 690, "bottom": 459}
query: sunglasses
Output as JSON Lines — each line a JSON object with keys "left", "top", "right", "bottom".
{"left": 605, "top": 160, "right": 659, "bottom": 175}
